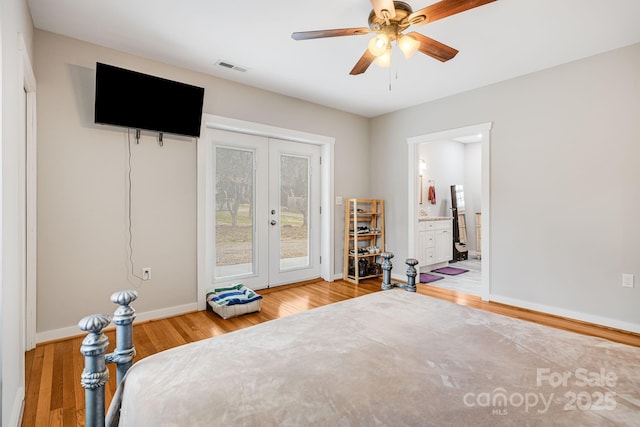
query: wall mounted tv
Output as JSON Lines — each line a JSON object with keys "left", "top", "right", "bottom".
{"left": 94, "top": 62, "right": 205, "bottom": 138}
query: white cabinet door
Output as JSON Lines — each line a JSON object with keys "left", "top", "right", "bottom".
{"left": 418, "top": 230, "right": 435, "bottom": 266}
{"left": 418, "top": 220, "right": 449, "bottom": 266}
{"left": 434, "top": 222, "right": 452, "bottom": 263}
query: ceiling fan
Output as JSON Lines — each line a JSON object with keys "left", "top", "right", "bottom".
{"left": 291, "top": 0, "right": 497, "bottom": 75}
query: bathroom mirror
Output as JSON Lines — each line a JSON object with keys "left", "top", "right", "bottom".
{"left": 457, "top": 213, "right": 467, "bottom": 244}
{"left": 450, "top": 185, "right": 468, "bottom": 261}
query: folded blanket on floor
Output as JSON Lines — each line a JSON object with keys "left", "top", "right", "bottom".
{"left": 206, "top": 284, "right": 262, "bottom": 307}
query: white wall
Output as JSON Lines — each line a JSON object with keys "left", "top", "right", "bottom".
{"left": 2, "top": 0, "right": 34, "bottom": 424}
{"left": 419, "top": 140, "right": 465, "bottom": 218}
{"left": 34, "top": 31, "right": 370, "bottom": 339}
{"left": 371, "top": 42, "right": 640, "bottom": 332}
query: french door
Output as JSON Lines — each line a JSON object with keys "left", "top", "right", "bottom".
{"left": 210, "top": 129, "right": 320, "bottom": 290}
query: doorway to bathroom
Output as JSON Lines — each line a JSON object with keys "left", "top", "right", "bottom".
{"left": 407, "top": 123, "right": 491, "bottom": 300}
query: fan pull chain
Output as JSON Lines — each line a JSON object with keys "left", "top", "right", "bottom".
{"left": 388, "top": 62, "right": 399, "bottom": 92}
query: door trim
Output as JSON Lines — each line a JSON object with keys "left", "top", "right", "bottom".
{"left": 197, "top": 115, "right": 335, "bottom": 311}
{"left": 19, "top": 33, "right": 38, "bottom": 351}
{"left": 406, "top": 122, "right": 492, "bottom": 301}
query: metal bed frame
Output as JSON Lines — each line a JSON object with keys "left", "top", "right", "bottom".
{"left": 78, "top": 254, "right": 418, "bottom": 427}
{"left": 78, "top": 290, "right": 137, "bottom": 427}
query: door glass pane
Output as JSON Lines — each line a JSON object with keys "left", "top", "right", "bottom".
{"left": 279, "top": 154, "right": 310, "bottom": 270}
{"left": 215, "top": 147, "right": 254, "bottom": 278}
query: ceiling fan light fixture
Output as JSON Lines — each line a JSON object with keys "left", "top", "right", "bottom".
{"left": 398, "top": 34, "right": 420, "bottom": 59}
{"left": 292, "top": 0, "right": 497, "bottom": 76}
{"left": 374, "top": 49, "right": 392, "bottom": 68}
{"left": 368, "top": 33, "right": 389, "bottom": 57}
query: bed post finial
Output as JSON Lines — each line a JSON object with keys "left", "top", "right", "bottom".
{"left": 107, "top": 289, "right": 138, "bottom": 386}
{"left": 405, "top": 258, "right": 418, "bottom": 292}
{"left": 79, "top": 313, "right": 111, "bottom": 427}
{"left": 381, "top": 252, "right": 394, "bottom": 290}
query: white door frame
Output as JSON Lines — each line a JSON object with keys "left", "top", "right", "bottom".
{"left": 407, "top": 122, "right": 492, "bottom": 301}
{"left": 19, "top": 34, "right": 38, "bottom": 351}
{"left": 197, "top": 115, "right": 335, "bottom": 311}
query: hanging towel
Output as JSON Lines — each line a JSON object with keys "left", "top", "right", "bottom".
{"left": 427, "top": 185, "right": 436, "bottom": 205}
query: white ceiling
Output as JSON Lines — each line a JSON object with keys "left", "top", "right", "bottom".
{"left": 28, "top": 0, "right": 640, "bottom": 118}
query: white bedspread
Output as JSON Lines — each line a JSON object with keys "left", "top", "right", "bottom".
{"left": 106, "top": 290, "right": 640, "bottom": 426}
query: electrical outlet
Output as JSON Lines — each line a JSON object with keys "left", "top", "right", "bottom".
{"left": 336, "top": 196, "right": 343, "bottom": 206}
{"left": 622, "top": 273, "right": 634, "bottom": 288}
{"left": 142, "top": 267, "right": 151, "bottom": 281}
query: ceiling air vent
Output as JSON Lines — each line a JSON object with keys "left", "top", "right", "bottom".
{"left": 215, "top": 60, "right": 247, "bottom": 73}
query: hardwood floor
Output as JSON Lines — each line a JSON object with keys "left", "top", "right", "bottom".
{"left": 22, "top": 279, "right": 640, "bottom": 426}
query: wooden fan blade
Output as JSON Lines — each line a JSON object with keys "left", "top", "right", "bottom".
{"left": 292, "top": 28, "right": 370, "bottom": 41}
{"left": 350, "top": 50, "right": 376, "bottom": 75}
{"left": 407, "top": 32, "right": 459, "bottom": 62}
{"left": 409, "top": 0, "right": 497, "bottom": 26}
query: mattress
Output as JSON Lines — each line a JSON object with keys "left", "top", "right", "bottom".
{"left": 107, "top": 290, "right": 640, "bottom": 426}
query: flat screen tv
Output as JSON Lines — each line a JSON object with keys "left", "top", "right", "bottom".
{"left": 94, "top": 62, "right": 205, "bottom": 138}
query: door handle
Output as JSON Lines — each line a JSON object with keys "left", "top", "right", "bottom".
{"left": 270, "top": 220, "right": 277, "bottom": 226}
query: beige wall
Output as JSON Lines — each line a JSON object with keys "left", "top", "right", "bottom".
{"left": 33, "top": 29, "right": 640, "bottom": 342}
{"left": 371, "top": 42, "right": 640, "bottom": 331}
{"left": 34, "top": 30, "right": 370, "bottom": 337}
{"left": 2, "top": 0, "right": 34, "bottom": 424}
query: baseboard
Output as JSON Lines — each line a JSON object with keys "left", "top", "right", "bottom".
{"left": 9, "top": 387, "right": 25, "bottom": 427}
{"left": 35, "top": 302, "right": 199, "bottom": 344}
{"left": 489, "top": 294, "right": 640, "bottom": 334}
{"left": 391, "top": 272, "right": 406, "bottom": 282}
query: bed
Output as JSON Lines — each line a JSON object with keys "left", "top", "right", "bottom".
{"left": 79, "top": 285, "right": 640, "bottom": 427}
